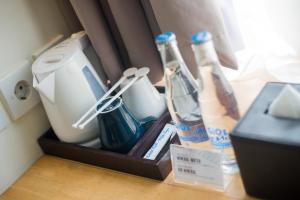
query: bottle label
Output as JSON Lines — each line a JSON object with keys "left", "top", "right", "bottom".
{"left": 176, "top": 123, "right": 209, "bottom": 142}
{"left": 207, "top": 127, "right": 231, "bottom": 149}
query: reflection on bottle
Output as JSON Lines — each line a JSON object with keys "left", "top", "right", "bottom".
{"left": 192, "top": 31, "right": 240, "bottom": 173}
{"left": 155, "top": 32, "right": 209, "bottom": 144}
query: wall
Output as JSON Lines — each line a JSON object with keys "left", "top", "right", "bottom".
{"left": 0, "top": 0, "right": 73, "bottom": 194}
{"left": 233, "top": 0, "right": 300, "bottom": 56}
{"left": 264, "top": 0, "right": 300, "bottom": 55}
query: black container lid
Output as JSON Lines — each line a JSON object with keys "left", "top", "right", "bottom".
{"left": 232, "top": 82, "right": 300, "bottom": 147}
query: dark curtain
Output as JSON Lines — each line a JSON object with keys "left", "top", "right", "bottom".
{"left": 70, "top": 0, "right": 242, "bottom": 85}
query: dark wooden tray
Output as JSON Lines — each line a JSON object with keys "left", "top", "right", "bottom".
{"left": 38, "top": 112, "right": 180, "bottom": 180}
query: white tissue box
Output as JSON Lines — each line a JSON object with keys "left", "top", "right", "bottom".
{"left": 231, "top": 82, "right": 300, "bottom": 199}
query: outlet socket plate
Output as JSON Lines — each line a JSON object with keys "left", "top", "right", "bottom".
{"left": 0, "top": 60, "right": 40, "bottom": 120}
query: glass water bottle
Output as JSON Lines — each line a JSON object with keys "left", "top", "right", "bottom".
{"left": 191, "top": 32, "right": 240, "bottom": 173}
{"left": 155, "top": 32, "right": 208, "bottom": 145}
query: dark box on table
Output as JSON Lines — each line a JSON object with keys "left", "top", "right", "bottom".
{"left": 231, "top": 82, "right": 300, "bottom": 199}
{"left": 38, "top": 112, "right": 180, "bottom": 180}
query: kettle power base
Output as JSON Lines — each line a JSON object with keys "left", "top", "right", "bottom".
{"left": 38, "top": 112, "right": 180, "bottom": 181}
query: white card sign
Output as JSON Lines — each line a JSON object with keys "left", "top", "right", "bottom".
{"left": 170, "top": 144, "right": 226, "bottom": 189}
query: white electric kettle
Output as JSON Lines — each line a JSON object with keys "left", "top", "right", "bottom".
{"left": 32, "top": 32, "right": 107, "bottom": 146}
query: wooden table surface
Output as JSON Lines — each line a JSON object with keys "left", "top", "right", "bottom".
{"left": 1, "top": 66, "right": 276, "bottom": 200}
{"left": 1, "top": 155, "right": 255, "bottom": 200}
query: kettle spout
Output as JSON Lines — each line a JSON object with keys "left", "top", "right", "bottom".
{"left": 33, "top": 73, "right": 55, "bottom": 104}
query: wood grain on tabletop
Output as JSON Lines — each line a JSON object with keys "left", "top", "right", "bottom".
{"left": 1, "top": 67, "right": 275, "bottom": 200}
{"left": 1, "top": 156, "right": 254, "bottom": 200}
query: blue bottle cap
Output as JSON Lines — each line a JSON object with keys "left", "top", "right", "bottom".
{"left": 155, "top": 32, "right": 176, "bottom": 44}
{"left": 191, "top": 32, "right": 212, "bottom": 44}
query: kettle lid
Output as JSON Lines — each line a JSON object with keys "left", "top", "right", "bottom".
{"left": 32, "top": 37, "right": 82, "bottom": 81}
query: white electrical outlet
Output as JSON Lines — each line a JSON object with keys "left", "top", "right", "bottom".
{"left": 0, "top": 60, "right": 40, "bottom": 120}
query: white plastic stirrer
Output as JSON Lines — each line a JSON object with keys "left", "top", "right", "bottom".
{"left": 73, "top": 67, "right": 149, "bottom": 130}
{"left": 72, "top": 68, "right": 137, "bottom": 129}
